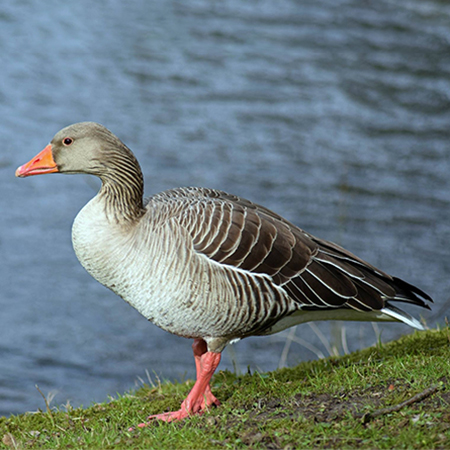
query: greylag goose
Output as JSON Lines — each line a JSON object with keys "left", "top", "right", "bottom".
{"left": 16, "top": 122, "right": 432, "bottom": 425}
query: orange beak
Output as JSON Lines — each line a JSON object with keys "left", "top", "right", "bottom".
{"left": 15, "top": 144, "right": 59, "bottom": 178}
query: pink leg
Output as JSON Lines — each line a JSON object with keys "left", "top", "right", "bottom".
{"left": 192, "top": 339, "right": 221, "bottom": 410}
{"left": 137, "top": 339, "right": 221, "bottom": 427}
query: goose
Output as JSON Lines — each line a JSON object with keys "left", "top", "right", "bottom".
{"left": 16, "top": 122, "right": 432, "bottom": 426}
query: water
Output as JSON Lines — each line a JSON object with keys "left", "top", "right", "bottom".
{"left": 1, "top": 0, "right": 449, "bottom": 416}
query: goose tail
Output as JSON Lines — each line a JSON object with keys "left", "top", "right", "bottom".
{"left": 380, "top": 304, "right": 426, "bottom": 331}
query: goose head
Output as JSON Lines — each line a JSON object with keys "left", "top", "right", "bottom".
{"left": 16, "top": 122, "right": 145, "bottom": 220}
{"left": 16, "top": 122, "right": 142, "bottom": 180}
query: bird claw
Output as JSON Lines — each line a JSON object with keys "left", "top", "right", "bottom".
{"left": 130, "top": 395, "right": 221, "bottom": 429}
{"left": 146, "top": 409, "right": 191, "bottom": 424}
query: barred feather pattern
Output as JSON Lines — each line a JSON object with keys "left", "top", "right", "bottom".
{"left": 146, "top": 187, "right": 431, "bottom": 342}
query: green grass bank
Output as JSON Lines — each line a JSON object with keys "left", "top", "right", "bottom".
{"left": 1, "top": 327, "right": 449, "bottom": 449}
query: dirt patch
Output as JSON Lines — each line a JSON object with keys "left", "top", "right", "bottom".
{"left": 290, "top": 379, "right": 448, "bottom": 423}
{"left": 292, "top": 392, "right": 373, "bottom": 422}
{"left": 242, "top": 384, "right": 399, "bottom": 424}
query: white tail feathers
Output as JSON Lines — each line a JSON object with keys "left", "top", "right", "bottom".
{"left": 380, "top": 306, "right": 425, "bottom": 330}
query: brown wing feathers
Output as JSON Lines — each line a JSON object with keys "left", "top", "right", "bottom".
{"left": 162, "top": 188, "right": 431, "bottom": 313}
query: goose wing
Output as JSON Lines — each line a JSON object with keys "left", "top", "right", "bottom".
{"left": 153, "top": 187, "right": 432, "bottom": 312}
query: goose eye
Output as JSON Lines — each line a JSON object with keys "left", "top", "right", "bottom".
{"left": 63, "top": 137, "right": 73, "bottom": 146}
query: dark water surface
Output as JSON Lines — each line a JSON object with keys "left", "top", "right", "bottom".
{"left": 1, "top": 0, "right": 449, "bottom": 416}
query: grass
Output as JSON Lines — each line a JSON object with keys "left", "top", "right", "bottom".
{"left": 1, "top": 327, "right": 449, "bottom": 449}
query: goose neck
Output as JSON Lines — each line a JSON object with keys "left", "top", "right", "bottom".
{"left": 99, "top": 167, "right": 145, "bottom": 223}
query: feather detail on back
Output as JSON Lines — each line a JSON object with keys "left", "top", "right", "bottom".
{"left": 147, "top": 187, "right": 431, "bottom": 335}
